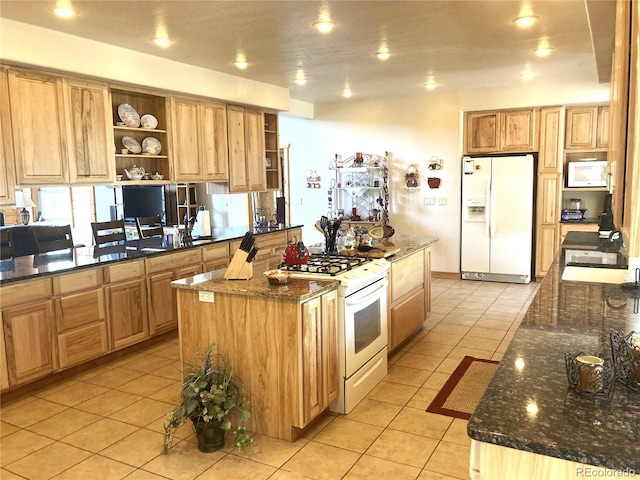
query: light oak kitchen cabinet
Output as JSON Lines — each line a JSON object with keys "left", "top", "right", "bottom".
{"left": 1, "top": 277, "right": 55, "bottom": 386}
{"left": 227, "top": 106, "right": 267, "bottom": 192}
{"left": 53, "top": 268, "right": 108, "bottom": 369}
{"left": 202, "top": 242, "right": 230, "bottom": 272}
{"left": 464, "top": 109, "right": 537, "bottom": 154}
{"left": 103, "top": 259, "right": 148, "bottom": 350}
{"left": 388, "top": 247, "right": 431, "bottom": 352}
{"left": 65, "top": 78, "right": 115, "bottom": 183}
{"left": 565, "top": 105, "right": 609, "bottom": 150}
{"left": 145, "top": 249, "right": 202, "bottom": 336}
{"left": 170, "top": 96, "right": 229, "bottom": 182}
{"left": 7, "top": 68, "right": 69, "bottom": 185}
{"left": 0, "top": 68, "right": 16, "bottom": 206}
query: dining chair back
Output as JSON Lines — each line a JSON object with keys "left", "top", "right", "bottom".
{"left": 91, "top": 219, "right": 126, "bottom": 247}
{"left": 33, "top": 225, "right": 74, "bottom": 253}
{"left": 0, "top": 229, "right": 15, "bottom": 259}
{"left": 135, "top": 215, "right": 164, "bottom": 239}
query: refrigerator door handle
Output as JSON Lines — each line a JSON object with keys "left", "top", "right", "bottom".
{"left": 490, "top": 174, "right": 497, "bottom": 237}
{"left": 485, "top": 176, "right": 491, "bottom": 238}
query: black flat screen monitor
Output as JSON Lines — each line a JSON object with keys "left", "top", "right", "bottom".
{"left": 122, "top": 186, "right": 165, "bottom": 222}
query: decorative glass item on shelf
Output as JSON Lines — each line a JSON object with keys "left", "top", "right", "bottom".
{"left": 610, "top": 331, "right": 640, "bottom": 392}
{"left": 564, "top": 352, "right": 615, "bottom": 397}
{"left": 404, "top": 163, "right": 420, "bottom": 191}
{"left": 306, "top": 170, "right": 321, "bottom": 188}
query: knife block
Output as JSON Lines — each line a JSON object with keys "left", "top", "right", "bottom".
{"left": 224, "top": 249, "right": 253, "bottom": 280}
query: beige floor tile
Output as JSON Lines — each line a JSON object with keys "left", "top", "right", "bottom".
{"left": 282, "top": 441, "right": 360, "bottom": 480}
{"left": 495, "top": 339, "right": 511, "bottom": 353}
{"left": 466, "top": 326, "right": 507, "bottom": 341}
{"left": 150, "top": 360, "right": 184, "bottom": 381}
{"left": 422, "top": 372, "right": 450, "bottom": 391}
{"left": 486, "top": 303, "right": 522, "bottom": 314}
{"left": 32, "top": 379, "right": 79, "bottom": 398}
{"left": 116, "top": 374, "right": 176, "bottom": 397}
{"left": 297, "top": 413, "right": 336, "bottom": 443}
{"left": 269, "top": 470, "right": 313, "bottom": 479}
{"left": 448, "top": 307, "right": 485, "bottom": 318}
{"left": 312, "top": 417, "right": 383, "bottom": 453}
{"left": 109, "top": 397, "right": 173, "bottom": 427}
{"left": 491, "top": 352, "right": 505, "bottom": 361}
{"left": 0, "top": 395, "right": 38, "bottom": 415}
{"left": 150, "top": 343, "right": 181, "bottom": 360}
{"left": 39, "top": 381, "right": 110, "bottom": 407}
{"left": 75, "top": 389, "right": 142, "bottom": 416}
{"left": 445, "top": 347, "right": 496, "bottom": 363}
{"left": 1, "top": 398, "right": 68, "bottom": 428}
{"left": 26, "top": 407, "right": 100, "bottom": 440}
{"left": 407, "top": 343, "right": 453, "bottom": 359}
{"left": 0, "top": 467, "right": 26, "bottom": 479}
{"left": 430, "top": 304, "right": 456, "bottom": 315}
{"left": 118, "top": 355, "right": 176, "bottom": 374}
{"left": 440, "top": 315, "right": 477, "bottom": 327}
{"left": 197, "top": 453, "right": 276, "bottom": 479}
{"left": 62, "top": 417, "right": 139, "bottom": 453}
{"left": 366, "top": 381, "right": 418, "bottom": 406}
{"left": 239, "top": 433, "right": 304, "bottom": 468}
{"left": 441, "top": 418, "right": 471, "bottom": 447}
{"left": 406, "top": 388, "right": 439, "bottom": 410}
{"left": 51, "top": 454, "right": 136, "bottom": 480}
{"left": 0, "top": 421, "right": 20, "bottom": 438}
{"left": 417, "top": 470, "right": 461, "bottom": 480}
{"left": 366, "top": 428, "right": 438, "bottom": 468}
{"left": 72, "top": 364, "right": 116, "bottom": 382}
{"left": 421, "top": 332, "right": 462, "bottom": 347}
{"left": 141, "top": 438, "right": 225, "bottom": 480}
{"left": 82, "top": 367, "right": 143, "bottom": 389}
{"left": 5, "top": 441, "right": 91, "bottom": 480}
{"left": 121, "top": 469, "right": 169, "bottom": 479}
{"left": 473, "top": 318, "right": 512, "bottom": 331}
{"left": 385, "top": 365, "right": 431, "bottom": 387}
{"left": 434, "top": 358, "right": 460, "bottom": 375}
{"left": 148, "top": 382, "right": 182, "bottom": 404}
{"left": 100, "top": 428, "right": 165, "bottom": 467}
{"left": 423, "top": 441, "right": 471, "bottom": 479}
{"left": 388, "top": 408, "right": 452, "bottom": 440}
{"left": 457, "top": 336, "right": 501, "bottom": 351}
{"left": 344, "top": 454, "right": 422, "bottom": 479}
{"left": 0, "top": 429, "right": 54, "bottom": 466}
{"left": 345, "top": 398, "right": 403, "bottom": 428}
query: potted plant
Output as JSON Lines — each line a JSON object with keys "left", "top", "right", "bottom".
{"left": 162, "top": 343, "right": 252, "bottom": 454}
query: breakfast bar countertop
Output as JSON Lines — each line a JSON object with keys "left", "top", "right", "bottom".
{"left": 467, "top": 232, "right": 639, "bottom": 472}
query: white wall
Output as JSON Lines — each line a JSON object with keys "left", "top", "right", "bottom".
{"left": 280, "top": 82, "right": 609, "bottom": 273}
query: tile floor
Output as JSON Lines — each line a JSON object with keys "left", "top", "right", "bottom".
{"left": 0, "top": 278, "right": 539, "bottom": 480}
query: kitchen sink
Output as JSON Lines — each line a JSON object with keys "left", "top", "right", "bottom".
{"left": 561, "top": 266, "right": 630, "bottom": 284}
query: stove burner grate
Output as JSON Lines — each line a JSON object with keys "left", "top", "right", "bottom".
{"left": 278, "top": 253, "right": 368, "bottom": 276}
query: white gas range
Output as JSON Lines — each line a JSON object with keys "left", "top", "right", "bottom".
{"left": 280, "top": 254, "right": 390, "bottom": 414}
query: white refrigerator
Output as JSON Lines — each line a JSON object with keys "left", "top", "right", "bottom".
{"left": 461, "top": 155, "right": 534, "bottom": 284}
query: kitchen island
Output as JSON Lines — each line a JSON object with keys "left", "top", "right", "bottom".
{"left": 172, "top": 269, "right": 340, "bottom": 442}
{"left": 467, "top": 232, "right": 639, "bottom": 479}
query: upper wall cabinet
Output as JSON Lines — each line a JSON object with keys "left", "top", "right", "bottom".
{"left": 464, "top": 108, "right": 537, "bottom": 154}
{"left": 565, "top": 105, "right": 609, "bottom": 150}
{"left": 264, "top": 112, "right": 281, "bottom": 190}
{"left": 227, "top": 106, "right": 266, "bottom": 192}
{"left": 537, "top": 107, "right": 564, "bottom": 173}
{"left": 170, "top": 96, "right": 229, "bottom": 182}
{"left": 65, "top": 79, "right": 115, "bottom": 183}
{"left": 0, "top": 68, "right": 16, "bottom": 205}
{"left": 8, "top": 68, "right": 69, "bottom": 185}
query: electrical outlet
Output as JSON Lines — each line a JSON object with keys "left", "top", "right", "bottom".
{"left": 199, "top": 291, "right": 215, "bottom": 303}
{"left": 438, "top": 197, "right": 448, "bottom": 206}
{"left": 424, "top": 197, "right": 436, "bottom": 206}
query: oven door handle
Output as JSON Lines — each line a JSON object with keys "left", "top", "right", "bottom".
{"left": 345, "top": 279, "right": 388, "bottom": 306}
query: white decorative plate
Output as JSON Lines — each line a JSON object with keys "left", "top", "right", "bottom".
{"left": 140, "top": 114, "right": 158, "bottom": 129}
{"left": 122, "top": 136, "right": 142, "bottom": 154}
{"left": 142, "top": 137, "right": 162, "bottom": 155}
{"left": 117, "top": 103, "right": 140, "bottom": 127}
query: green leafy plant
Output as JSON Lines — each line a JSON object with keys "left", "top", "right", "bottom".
{"left": 163, "top": 343, "right": 252, "bottom": 454}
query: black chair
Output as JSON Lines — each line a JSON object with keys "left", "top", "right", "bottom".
{"left": 91, "top": 219, "right": 126, "bottom": 247}
{"left": 135, "top": 215, "right": 164, "bottom": 239}
{"left": 32, "top": 225, "right": 74, "bottom": 253}
{"left": 0, "top": 229, "right": 15, "bottom": 259}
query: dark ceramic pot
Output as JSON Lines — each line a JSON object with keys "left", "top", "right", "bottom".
{"left": 191, "top": 418, "right": 226, "bottom": 453}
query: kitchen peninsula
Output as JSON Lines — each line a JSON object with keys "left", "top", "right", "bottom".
{"left": 468, "top": 232, "right": 639, "bottom": 478}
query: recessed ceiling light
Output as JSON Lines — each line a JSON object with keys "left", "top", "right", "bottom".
{"left": 53, "top": 2, "right": 76, "bottom": 18}
{"left": 293, "top": 77, "right": 307, "bottom": 86}
{"left": 343, "top": 90, "right": 352, "bottom": 98}
{"left": 313, "top": 20, "right": 336, "bottom": 34}
{"left": 153, "top": 37, "right": 172, "bottom": 48}
{"left": 425, "top": 82, "right": 437, "bottom": 90}
{"left": 376, "top": 51, "right": 391, "bottom": 61}
{"left": 534, "top": 47, "right": 554, "bottom": 57}
{"left": 234, "top": 53, "right": 248, "bottom": 70}
{"left": 513, "top": 15, "right": 539, "bottom": 28}
{"left": 520, "top": 72, "right": 534, "bottom": 80}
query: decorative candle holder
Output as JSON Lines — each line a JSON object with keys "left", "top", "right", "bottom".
{"left": 610, "top": 331, "right": 640, "bottom": 393}
{"left": 564, "top": 352, "right": 615, "bottom": 397}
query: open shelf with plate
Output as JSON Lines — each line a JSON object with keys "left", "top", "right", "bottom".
{"left": 111, "top": 88, "right": 172, "bottom": 181}
{"left": 264, "top": 111, "right": 280, "bottom": 190}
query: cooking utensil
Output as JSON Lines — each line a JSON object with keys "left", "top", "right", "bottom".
{"left": 246, "top": 247, "right": 259, "bottom": 263}
{"left": 239, "top": 232, "right": 255, "bottom": 252}
{"left": 357, "top": 245, "right": 386, "bottom": 253}
{"left": 314, "top": 220, "right": 325, "bottom": 235}
{"left": 621, "top": 268, "right": 640, "bottom": 292}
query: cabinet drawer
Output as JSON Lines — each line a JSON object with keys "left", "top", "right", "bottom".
{"left": 103, "top": 260, "right": 145, "bottom": 283}
{"left": 390, "top": 288, "right": 426, "bottom": 351}
{"left": 58, "top": 322, "right": 108, "bottom": 369}
{"left": 52, "top": 268, "right": 102, "bottom": 295}
{"left": 202, "top": 242, "right": 230, "bottom": 262}
{"left": 1, "top": 277, "right": 52, "bottom": 308}
{"left": 256, "top": 232, "right": 288, "bottom": 249}
{"left": 145, "top": 249, "right": 202, "bottom": 274}
{"left": 390, "top": 254, "right": 425, "bottom": 303}
{"left": 55, "top": 289, "right": 106, "bottom": 332}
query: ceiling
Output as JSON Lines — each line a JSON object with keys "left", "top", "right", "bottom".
{"left": 0, "top": 1, "right": 617, "bottom": 104}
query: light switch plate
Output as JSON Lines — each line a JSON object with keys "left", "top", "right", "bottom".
{"left": 199, "top": 291, "right": 215, "bottom": 303}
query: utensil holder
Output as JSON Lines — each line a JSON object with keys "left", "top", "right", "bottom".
{"left": 565, "top": 352, "right": 615, "bottom": 396}
{"left": 610, "top": 331, "right": 640, "bottom": 392}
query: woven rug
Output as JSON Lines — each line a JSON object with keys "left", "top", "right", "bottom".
{"left": 426, "top": 356, "right": 499, "bottom": 420}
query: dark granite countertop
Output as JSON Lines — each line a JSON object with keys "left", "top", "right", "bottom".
{"left": 468, "top": 232, "right": 639, "bottom": 471}
{"left": 0, "top": 225, "right": 302, "bottom": 285}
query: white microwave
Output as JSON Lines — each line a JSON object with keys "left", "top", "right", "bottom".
{"left": 567, "top": 161, "right": 608, "bottom": 188}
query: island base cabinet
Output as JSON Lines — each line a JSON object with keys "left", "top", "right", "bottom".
{"left": 470, "top": 440, "right": 616, "bottom": 480}
{"left": 3, "top": 301, "right": 55, "bottom": 386}
{"left": 106, "top": 279, "right": 148, "bottom": 350}
{"left": 390, "top": 289, "right": 425, "bottom": 351}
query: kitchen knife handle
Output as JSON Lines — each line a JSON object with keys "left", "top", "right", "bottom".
{"left": 246, "top": 247, "right": 259, "bottom": 262}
